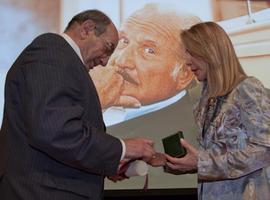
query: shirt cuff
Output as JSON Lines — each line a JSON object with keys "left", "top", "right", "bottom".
{"left": 119, "top": 139, "right": 126, "bottom": 160}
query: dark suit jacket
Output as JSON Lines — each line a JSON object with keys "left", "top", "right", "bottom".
{"left": 0, "top": 33, "right": 122, "bottom": 200}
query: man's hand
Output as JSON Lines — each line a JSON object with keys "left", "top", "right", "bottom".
{"left": 107, "top": 174, "right": 128, "bottom": 183}
{"left": 165, "top": 139, "right": 198, "bottom": 173}
{"left": 89, "top": 66, "right": 141, "bottom": 109}
{"left": 123, "top": 138, "right": 155, "bottom": 162}
{"left": 107, "top": 160, "right": 129, "bottom": 182}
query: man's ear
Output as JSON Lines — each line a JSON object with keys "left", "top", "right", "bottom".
{"left": 175, "top": 63, "right": 194, "bottom": 91}
{"left": 80, "top": 19, "right": 96, "bottom": 39}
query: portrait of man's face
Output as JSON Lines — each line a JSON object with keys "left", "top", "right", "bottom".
{"left": 107, "top": 7, "right": 195, "bottom": 105}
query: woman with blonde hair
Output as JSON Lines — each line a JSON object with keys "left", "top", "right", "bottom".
{"left": 165, "top": 22, "right": 270, "bottom": 199}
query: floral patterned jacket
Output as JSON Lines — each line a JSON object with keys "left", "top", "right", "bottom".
{"left": 195, "top": 77, "right": 270, "bottom": 200}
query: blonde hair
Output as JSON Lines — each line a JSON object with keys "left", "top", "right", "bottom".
{"left": 180, "top": 22, "right": 246, "bottom": 98}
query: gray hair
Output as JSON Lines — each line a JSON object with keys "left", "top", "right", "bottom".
{"left": 65, "top": 9, "right": 111, "bottom": 36}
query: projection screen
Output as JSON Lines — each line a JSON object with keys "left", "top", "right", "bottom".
{"left": 0, "top": 0, "right": 270, "bottom": 191}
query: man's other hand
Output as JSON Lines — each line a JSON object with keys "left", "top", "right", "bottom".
{"left": 123, "top": 138, "right": 155, "bottom": 162}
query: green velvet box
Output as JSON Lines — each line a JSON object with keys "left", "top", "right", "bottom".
{"left": 162, "top": 131, "right": 186, "bottom": 158}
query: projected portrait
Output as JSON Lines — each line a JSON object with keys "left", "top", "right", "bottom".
{"left": 90, "top": 4, "right": 201, "bottom": 126}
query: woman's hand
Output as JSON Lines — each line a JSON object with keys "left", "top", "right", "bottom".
{"left": 165, "top": 139, "right": 198, "bottom": 173}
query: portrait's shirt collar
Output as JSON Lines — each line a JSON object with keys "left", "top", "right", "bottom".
{"left": 103, "top": 90, "right": 187, "bottom": 127}
{"left": 61, "top": 33, "right": 84, "bottom": 64}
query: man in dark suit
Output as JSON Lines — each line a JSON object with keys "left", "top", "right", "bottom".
{"left": 0, "top": 10, "right": 156, "bottom": 200}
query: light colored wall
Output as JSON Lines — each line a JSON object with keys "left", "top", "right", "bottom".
{"left": 60, "top": 0, "right": 213, "bottom": 30}
{"left": 232, "top": 22, "right": 270, "bottom": 88}
{"left": 60, "top": 0, "right": 120, "bottom": 31}
{"left": 219, "top": 8, "right": 270, "bottom": 88}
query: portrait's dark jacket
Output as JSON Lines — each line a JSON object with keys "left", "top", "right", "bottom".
{"left": 0, "top": 33, "right": 122, "bottom": 200}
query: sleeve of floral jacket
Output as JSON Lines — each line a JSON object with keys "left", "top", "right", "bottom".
{"left": 198, "top": 77, "right": 270, "bottom": 180}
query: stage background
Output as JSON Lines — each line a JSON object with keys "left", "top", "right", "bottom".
{"left": 0, "top": 0, "right": 270, "bottom": 192}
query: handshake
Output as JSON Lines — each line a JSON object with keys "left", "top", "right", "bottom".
{"left": 108, "top": 136, "right": 197, "bottom": 183}
{"left": 108, "top": 137, "right": 166, "bottom": 182}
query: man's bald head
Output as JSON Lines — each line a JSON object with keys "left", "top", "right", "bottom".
{"left": 127, "top": 4, "right": 201, "bottom": 59}
{"left": 107, "top": 4, "right": 201, "bottom": 105}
